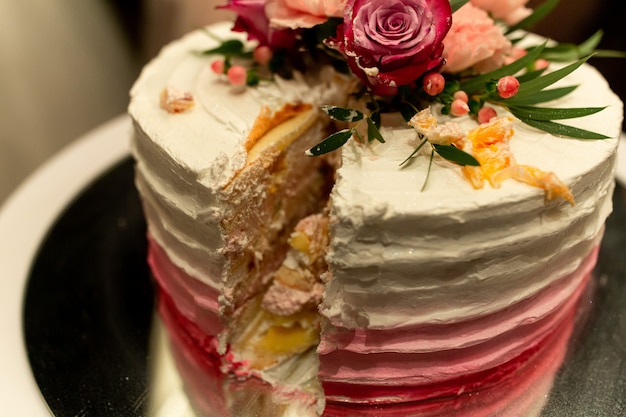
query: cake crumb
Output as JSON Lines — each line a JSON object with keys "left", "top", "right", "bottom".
{"left": 160, "top": 86, "right": 194, "bottom": 113}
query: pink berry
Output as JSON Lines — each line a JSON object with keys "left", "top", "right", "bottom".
{"left": 227, "top": 65, "right": 247, "bottom": 86}
{"left": 504, "top": 47, "right": 527, "bottom": 65}
{"left": 453, "top": 90, "right": 468, "bottom": 103}
{"left": 210, "top": 59, "right": 225, "bottom": 74}
{"left": 534, "top": 58, "right": 549, "bottom": 70}
{"left": 497, "top": 76, "right": 520, "bottom": 99}
{"left": 478, "top": 106, "right": 497, "bottom": 124}
{"left": 253, "top": 45, "right": 273, "bottom": 65}
{"left": 450, "top": 99, "right": 470, "bottom": 116}
{"left": 423, "top": 72, "right": 445, "bottom": 96}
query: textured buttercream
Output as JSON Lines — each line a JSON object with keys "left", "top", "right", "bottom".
{"left": 130, "top": 22, "right": 623, "bottom": 415}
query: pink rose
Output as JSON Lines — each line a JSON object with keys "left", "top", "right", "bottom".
{"left": 219, "top": 0, "right": 297, "bottom": 48}
{"left": 471, "top": 0, "right": 531, "bottom": 25}
{"left": 330, "top": 0, "right": 452, "bottom": 95}
{"left": 266, "top": 0, "right": 346, "bottom": 29}
{"left": 442, "top": 4, "right": 512, "bottom": 73}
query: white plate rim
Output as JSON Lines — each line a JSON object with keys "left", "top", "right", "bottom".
{"left": 0, "top": 114, "right": 131, "bottom": 416}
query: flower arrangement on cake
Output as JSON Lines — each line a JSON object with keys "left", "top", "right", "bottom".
{"left": 193, "top": 0, "right": 623, "bottom": 201}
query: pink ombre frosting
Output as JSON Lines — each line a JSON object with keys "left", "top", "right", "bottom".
{"left": 148, "top": 235, "right": 223, "bottom": 337}
{"left": 318, "top": 248, "right": 596, "bottom": 403}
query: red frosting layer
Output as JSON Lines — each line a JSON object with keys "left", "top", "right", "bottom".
{"left": 150, "top": 234, "right": 595, "bottom": 415}
{"left": 319, "top": 247, "right": 597, "bottom": 404}
{"left": 148, "top": 234, "right": 223, "bottom": 336}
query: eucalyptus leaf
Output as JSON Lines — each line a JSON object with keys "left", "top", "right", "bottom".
{"left": 306, "top": 129, "right": 353, "bottom": 156}
{"left": 433, "top": 144, "right": 480, "bottom": 166}
{"left": 367, "top": 118, "right": 385, "bottom": 143}
{"left": 321, "top": 105, "right": 364, "bottom": 122}
{"left": 522, "top": 119, "right": 610, "bottom": 139}
{"left": 508, "top": 105, "right": 606, "bottom": 121}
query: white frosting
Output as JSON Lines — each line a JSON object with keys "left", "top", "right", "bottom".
{"left": 131, "top": 22, "right": 622, "bottom": 334}
{"left": 130, "top": 22, "right": 346, "bottom": 291}
{"left": 130, "top": 22, "right": 623, "bottom": 413}
{"left": 321, "top": 62, "right": 622, "bottom": 329}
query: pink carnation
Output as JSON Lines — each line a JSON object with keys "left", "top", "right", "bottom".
{"left": 471, "top": 0, "right": 531, "bottom": 25}
{"left": 442, "top": 3, "right": 511, "bottom": 73}
{"left": 266, "top": 0, "right": 346, "bottom": 29}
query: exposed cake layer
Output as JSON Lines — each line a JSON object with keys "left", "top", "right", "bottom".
{"left": 130, "top": 22, "right": 348, "bottom": 347}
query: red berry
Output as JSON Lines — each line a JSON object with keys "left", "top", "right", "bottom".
{"left": 210, "top": 59, "right": 225, "bottom": 74}
{"left": 497, "top": 76, "right": 520, "bottom": 99}
{"left": 453, "top": 90, "right": 468, "bottom": 103}
{"left": 478, "top": 106, "right": 497, "bottom": 124}
{"left": 423, "top": 72, "right": 445, "bottom": 96}
{"left": 450, "top": 99, "right": 470, "bottom": 116}
{"left": 253, "top": 45, "right": 273, "bottom": 65}
{"left": 534, "top": 58, "right": 549, "bottom": 70}
{"left": 227, "top": 65, "right": 247, "bottom": 86}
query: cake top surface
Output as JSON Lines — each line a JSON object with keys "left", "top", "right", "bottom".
{"left": 129, "top": 0, "right": 623, "bottom": 205}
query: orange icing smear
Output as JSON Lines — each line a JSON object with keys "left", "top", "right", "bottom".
{"left": 459, "top": 117, "right": 575, "bottom": 205}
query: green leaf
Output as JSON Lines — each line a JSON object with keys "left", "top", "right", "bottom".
{"left": 398, "top": 101, "right": 418, "bottom": 122}
{"left": 400, "top": 136, "right": 428, "bottom": 166}
{"left": 312, "top": 17, "right": 343, "bottom": 43}
{"left": 450, "top": 0, "right": 470, "bottom": 13}
{"left": 502, "top": 86, "right": 578, "bottom": 105}
{"left": 593, "top": 49, "right": 626, "bottom": 59}
{"left": 521, "top": 119, "right": 610, "bottom": 139}
{"left": 508, "top": 105, "right": 606, "bottom": 121}
{"left": 367, "top": 118, "right": 385, "bottom": 143}
{"left": 370, "top": 111, "right": 381, "bottom": 129}
{"left": 512, "top": 56, "right": 591, "bottom": 98}
{"left": 246, "top": 70, "right": 260, "bottom": 86}
{"left": 460, "top": 43, "right": 546, "bottom": 94}
{"left": 540, "top": 30, "right": 604, "bottom": 62}
{"left": 352, "top": 129, "right": 365, "bottom": 143}
{"left": 306, "top": 129, "right": 353, "bottom": 156}
{"left": 506, "top": 0, "right": 560, "bottom": 34}
{"left": 516, "top": 68, "right": 547, "bottom": 83}
{"left": 201, "top": 39, "right": 247, "bottom": 56}
{"left": 421, "top": 150, "right": 436, "bottom": 192}
{"left": 321, "top": 105, "right": 364, "bottom": 122}
{"left": 433, "top": 144, "right": 480, "bottom": 166}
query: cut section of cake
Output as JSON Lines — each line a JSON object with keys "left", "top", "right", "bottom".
{"left": 129, "top": 16, "right": 623, "bottom": 417}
